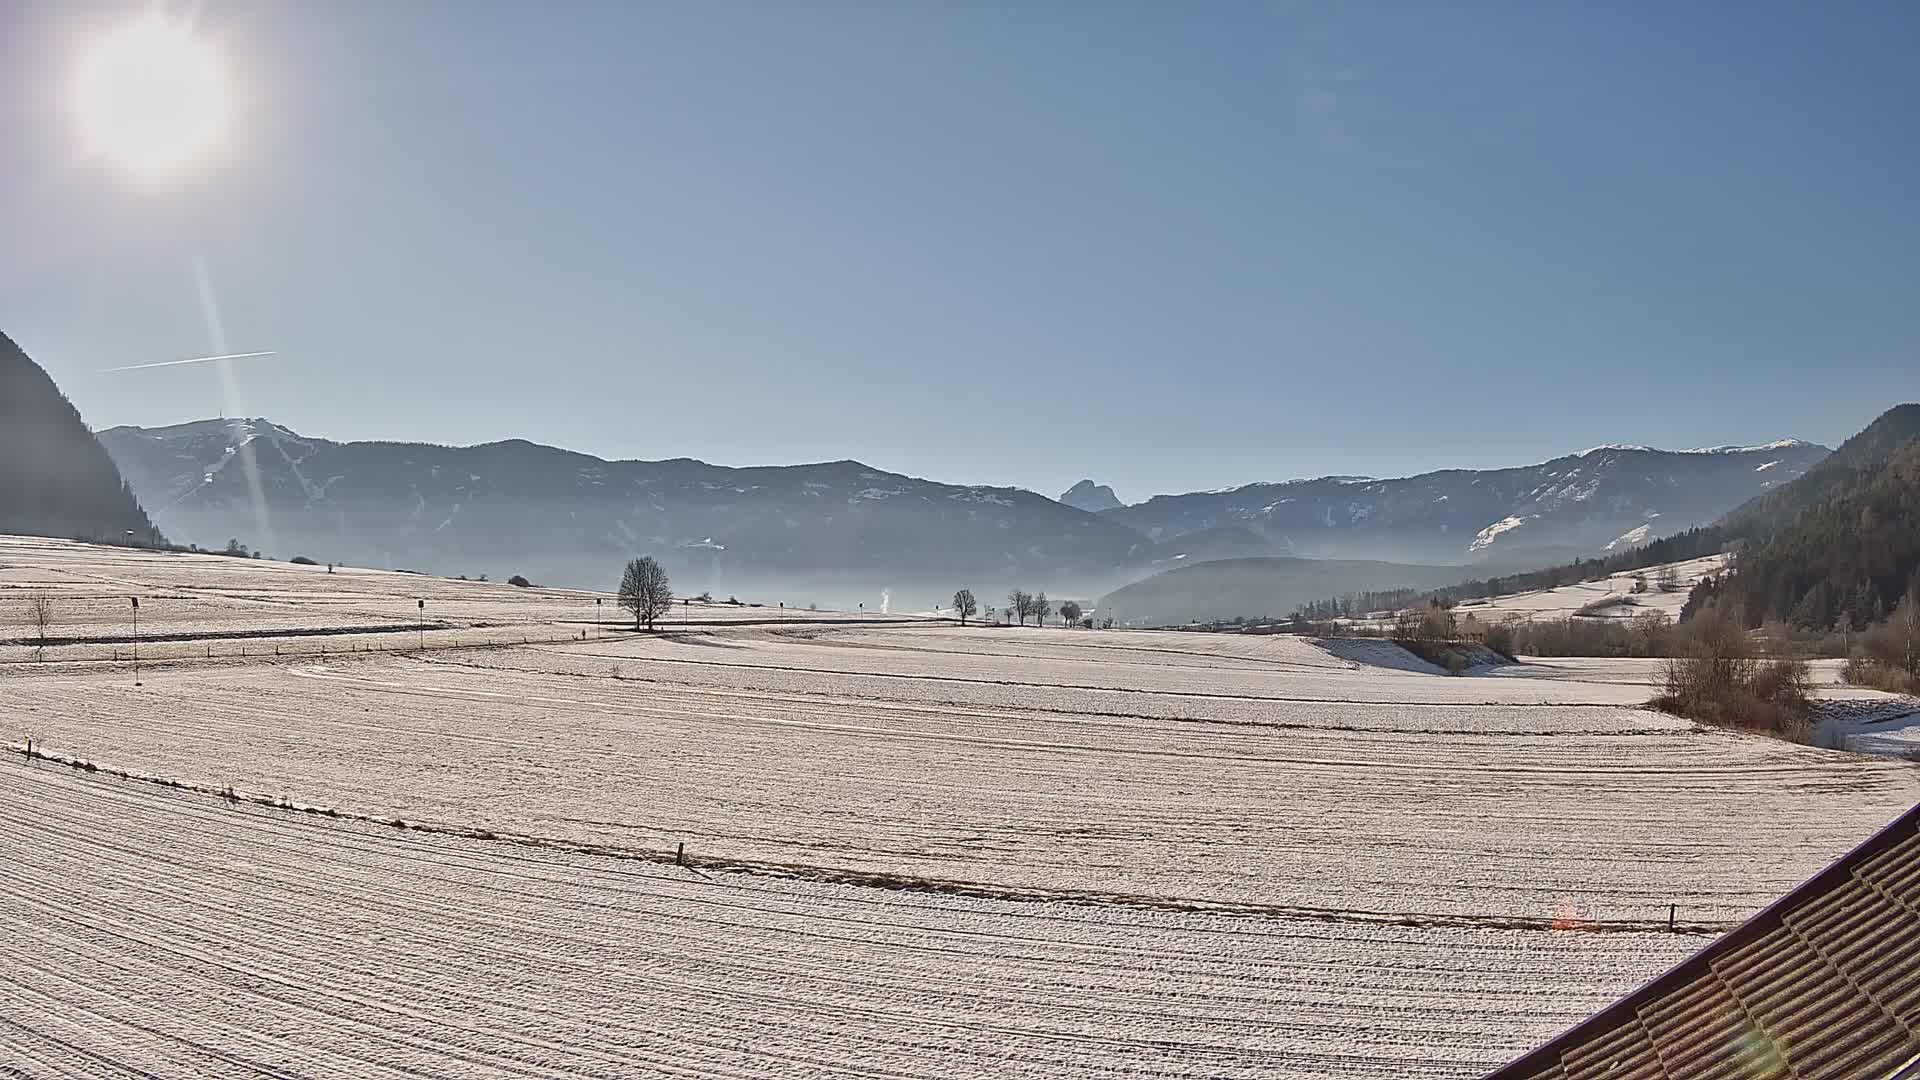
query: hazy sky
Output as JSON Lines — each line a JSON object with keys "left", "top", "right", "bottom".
{"left": 4, "top": 2, "right": 1916, "bottom": 502}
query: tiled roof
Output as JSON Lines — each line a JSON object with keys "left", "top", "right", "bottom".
{"left": 1488, "top": 802, "right": 1920, "bottom": 1080}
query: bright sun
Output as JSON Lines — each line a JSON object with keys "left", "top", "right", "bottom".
{"left": 75, "top": 16, "right": 229, "bottom": 178}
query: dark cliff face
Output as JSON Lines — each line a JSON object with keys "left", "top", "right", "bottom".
{"left": 0, "top": 332, "right": 160, "bottom": 545}
{"left": 1059, "top": 480, "right": 1123, "bottom": 513}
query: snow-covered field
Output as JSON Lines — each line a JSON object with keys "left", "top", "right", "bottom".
{"left": 1444, "top": 553, "right": 1729, "bottom": 624}
{"left": 0, "top": 763, "right": 1689, "bottom": 1079}
{"left": 2, "top": 537, "right": 1917, "bottom": 1078}
{"left": 0, "top": 535, "right": 898, "bottom": 663}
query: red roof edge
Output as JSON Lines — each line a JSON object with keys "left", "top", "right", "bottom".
{"left": 1484, "top": 800, "right": 1920, "bottom": 1079}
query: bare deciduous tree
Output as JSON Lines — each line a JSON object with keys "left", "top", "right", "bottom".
{"left": 952, "top": 588, "right": 978, "bottom": 626}
{"left": 1058, "top": 600, "right": 1083, "bottom": 627}
{"left": 1861, "top": 588, "right": 1920, "bottom": 685}
{"left": 1032, "top": 591, "right": 1051, "bottom": 627}
{"left": 618, "top": 557, "right": 674, "bottom": 630}
{"left": 1008, "top": 589, "right": 1031, "bottom": 626}
{"left": 27, "top": 591, "right": 53, "bottom": 659}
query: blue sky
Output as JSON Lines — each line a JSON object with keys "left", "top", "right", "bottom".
{"left": 3, "top": 1, "right": 1916, "bottom": 502}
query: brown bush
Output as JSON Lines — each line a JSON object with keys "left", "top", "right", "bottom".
{"left": 1843, "top": 656, "right": 1920, "bottom": 695}
{"left": 1481, "top": 619, "right": 1517, "bottom": 661}
{"left": 1652, "top": 603, "right": 1814, "bottom": 739}
{"left": 1505, "top": 611, "right": 1675, "bottom": 658}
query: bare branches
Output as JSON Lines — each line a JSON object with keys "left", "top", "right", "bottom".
{"left": 27, "top": 591, "right": 52, "bottom": 659}
{"left": 618, "top": 557, "right": 673, "bottom": 630}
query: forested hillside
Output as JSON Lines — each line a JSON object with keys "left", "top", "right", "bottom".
{"left": 1687, "top": 438, "right": 1920, "bottom": 629}
{"left": 1290, "top": 403, "right": 1920, "bottom": 628}
{"left": 0, "top": 332, "right": 160, "bottom": 544}
{"left": 1719, "top": 403, "right": 1920, "bottom": 539}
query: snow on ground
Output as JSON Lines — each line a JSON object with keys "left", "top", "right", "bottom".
{"left": 2, "top": 537, "right": 1918, "bottom": 1078}
{"left": 1442, "top": 553, "right": 1730, "bottom": 624}
{"left": 0, "top": 764, "right": 1695, "bottom": 1079}
{"left": 1314, "top": 636, "right": 1445, "bottom": 674}
{"left": 10, "top": 620, "right": 1916, "bottom": 927}
{"left": 1815, "top": 698, "right": 1920, "bottom": 756}
{"left": 0, "top": 534, "right": 905, "bottom": 663}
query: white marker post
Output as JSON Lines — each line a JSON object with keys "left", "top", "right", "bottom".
{"left": 417, "top": 598, "right": 425, "bottom": 650}
{"left": 130, "top": 596, "right": 141, "bottom": 686}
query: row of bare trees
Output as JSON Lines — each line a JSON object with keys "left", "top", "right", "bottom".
{"left": 948, "top": 588, "right": 1084, "bottom": 627}
{"left": 1007, "top": 590, "right": 1049, "bottom": 626}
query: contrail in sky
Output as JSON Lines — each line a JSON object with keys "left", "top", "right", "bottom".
{"left": 100, "top": 350, "right": 277, "bottom": 373}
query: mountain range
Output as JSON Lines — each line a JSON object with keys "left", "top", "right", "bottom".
{"left": 1099, "top": 440, "right": 1828, "bottom": 569}
{"left": 100, "top": 418, "right": 1170, "bottom": 606}
{"left": 1123, "top": 402, "right": 1919, "bottom": 630}
{"left": 98, "top": 415, "right": 1828, "bottom": 609}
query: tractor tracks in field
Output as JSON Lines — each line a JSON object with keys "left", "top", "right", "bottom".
{"left": 2, "top": 744, "right": 1730, "bottom": 938}
{"left": 408, "top": 649, "right": 1667, "bottom": 735}
{"left": 502, "top": 641, "right": 1642, "bottom": 710}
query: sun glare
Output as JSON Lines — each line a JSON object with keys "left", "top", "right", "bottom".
{"left": 75, "top": 15, "right": 229, "bottom": 178}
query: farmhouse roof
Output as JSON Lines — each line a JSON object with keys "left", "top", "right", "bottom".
{"left": 1487, "top": 801, "right": 1920, "bottom": 1080}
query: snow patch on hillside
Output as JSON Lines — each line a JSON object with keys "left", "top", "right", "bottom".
{"left": 1683, "top": 438, "right": 1810, "bottom": 454}
{"left": 1605, "top": 524, "right": 1653, "bottom": 551}
{"left": 1314, "top": 637, "right": 1445, "bottom": 675}
{"left": 1470, "top": 514, "right": 1532, "bottom": 552}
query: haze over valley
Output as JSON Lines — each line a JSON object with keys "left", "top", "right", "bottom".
{"left": 7, "top": 3, "right": 1920, "bottom": 1077}
{"left": 97, "top": 406, "right": 1825, "bottom": 615}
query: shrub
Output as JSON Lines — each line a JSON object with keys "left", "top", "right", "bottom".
{"left": 1506, "top": 612, "right": 1674, "bottom": 658}
{"left": 1651, "top": 604, "right": 1813, "bottom": 739}
{"left": 1854, "top": 595, "right": 1920, "bottom": 689}
{"left": 1482, "top": 619, "right": 1517, "bottom": 661}
{"left": 289, "top": 555, "right": 318, "bottom": 566}
{"left": 1843, "top": 656, "right": 1920, "bottom": 695}
{"left": 507, "top": 574, "right": 532, "bottom": 588}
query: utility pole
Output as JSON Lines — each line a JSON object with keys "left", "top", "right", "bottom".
{"left": 131, "top": 596, "right": 141, "bottom": 686}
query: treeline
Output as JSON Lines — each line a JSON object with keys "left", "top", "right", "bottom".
{"left": 999, "top": 589, "right": 1086, "bottom": 627}
{"left": 1293, "top": 588, "right": 1429, "bottom": 621}
{"left": 1288, "top": 526, "right": 1724, "bottom": 626}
